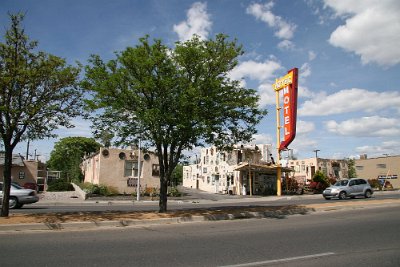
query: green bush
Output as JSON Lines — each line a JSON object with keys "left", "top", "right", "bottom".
{"left": 168, "top": 187, "right": 182, "bottom": 197}
{"left": 79, "top": 182, "right": 118, "bottom": 196}
{"left": 47, "top": 179, "right": 74, "bottom": 192}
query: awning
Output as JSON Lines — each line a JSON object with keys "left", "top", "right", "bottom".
{"left": 234, "top": 162, "right": 293, "bottom": 174}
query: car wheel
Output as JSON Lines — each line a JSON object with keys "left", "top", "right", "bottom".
{"left": 324, "top": 197, "right": 331, "bottom": 200}
{"left": 9, "top": 197, "right": 19, "bottom": 209}
{"left": 364, "top": 190, "right": 372, "bottom": 198}
{"left": 338, "top": 191, "right": 347, "bottom": 200}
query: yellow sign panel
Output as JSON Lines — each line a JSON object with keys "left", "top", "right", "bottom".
{"left": 273, "top": 71, "right": 293, "bottom": 91}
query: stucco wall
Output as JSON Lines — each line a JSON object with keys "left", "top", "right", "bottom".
{"left": 355, "top": 156, "right": 400, "bottom": 189}
{"left": 83, "top": 148, "right": 160, "bottom": 194}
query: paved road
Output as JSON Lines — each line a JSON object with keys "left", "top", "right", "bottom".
{"left": 1, "top": 206, "right": 399, "bottom": 266}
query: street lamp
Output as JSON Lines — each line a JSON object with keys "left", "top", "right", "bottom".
{"left": 313, "top": 149, "right": 320, "bottom": 158}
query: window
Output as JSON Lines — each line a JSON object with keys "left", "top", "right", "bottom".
{"left": 127, "top": 178, "right": 137, "bottom": 187}
{"left": 152, "top": 164, "right": 160, "bottom": 176}
{"left": 124, "top": 160, "right": 142, "bottom": 177}
{"left": 356, "top": 166, "right": 364, "bottom": 170}
{"left": 377, "top": 164, "right": 386, "bottom": 169}
{"left": 19, "top": 171, "right": 25, "bottom": 179}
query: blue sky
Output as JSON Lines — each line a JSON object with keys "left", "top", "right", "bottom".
{"left": 1, "top": 0, "right": 399, "bottom": 161}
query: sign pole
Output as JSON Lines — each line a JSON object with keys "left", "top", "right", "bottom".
{"left": 137, "top": 139, "right": 141, "bottom": 201}
{"left": 273, "top": 68, "right": 298, "bottom": 197}
{"left": 276, "top": 88, "right": 282, "bottom": 196}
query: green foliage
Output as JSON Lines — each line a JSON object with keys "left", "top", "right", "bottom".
{"left": 347, "top": 158, "right": 357, "bottom": 178}
{"left": 310, "top": 171, "right": 329, "bottom": 193}
{"left": 47, "top": 179, "right": 74, "bottom": 192}
{"left": 47, "top": 137, "right": 100, "bottom": 181}
{"left": 312, "top": 171, "right": 328, "bottom": 183}
{"left": 0, "top": 13, "right": 82, "bottom": 217}
{"left": 171, "top": 164, "right": 183, "bottom": 186}
{"left": 79, "top": 182, "right": 119, "bottom": 196}
{"left": 168, "top": 187, "right": 182, "bottom": 197}
{"left": 83, "top": 34, "right": 266, "bottom": 212}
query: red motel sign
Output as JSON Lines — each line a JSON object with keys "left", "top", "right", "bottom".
{"left": 273, "top": 68, "right": 298, "bottom": 151}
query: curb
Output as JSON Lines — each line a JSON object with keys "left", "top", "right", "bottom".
{"left": 1, "top": 197, "right": 399, "bottom": 233}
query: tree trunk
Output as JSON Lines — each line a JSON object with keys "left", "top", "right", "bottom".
{"left": 159, "top": 176, "right": 168, "bottom": 213}
{"left": 1, "top": 149, "right": 13, "bottom": 217}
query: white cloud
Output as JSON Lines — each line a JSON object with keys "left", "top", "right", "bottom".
{"left": 325, "top": 0, "right": 400, "bottom": 67}
{"left": 297, "top": 120, "right": 315, "bottom": 135}
{"left": 325, "top": 116, "right": 400, "bottom": 137}
{"left": 253, "top": 133, "right": 274, "bottom": 145}
{"left": 308, "top": 51, "right": 317, "bottom": 61}
{"left": 290, "top": 136, "right": 318, "bottom": 153}
{"left": 229, "top": 60, "right": 282, "bottom": 82}
{"left": 300, "top": 62, "right": 311, "bottom": 78}
{"left": 258, "top": 82, "right": 276, "bottom": 106}
{"left": 277, "top": 40, "right": 295, "bottom": 50}
{"left": 173, "top": 2, "right": 212, "bottom": 41}
{"left": 355, "top": 140, "right": 400, "bottom": 158}
{"left": 246, "top": 2, "right": 297, "bottom": 40}
{"left": 299, "top": 88, "right": 400, "bottom": 116}
{"left": 298, "top": 85, "right": 315, "bottom": 99}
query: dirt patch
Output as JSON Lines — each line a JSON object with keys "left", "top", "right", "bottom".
{"left": 0, "top": 205, "right": 312, "bottom": 225}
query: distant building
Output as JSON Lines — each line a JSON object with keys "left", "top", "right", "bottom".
{"left": 355, "top": 155, "right": 400, "bottom": 189}
{"left": 0, "top": 153, "right": 46, "bottom": 189}
{"left": 285, "top": 157, "right": 349, "bottom": 185}
{"left": 183, "top": 144, "right": 291, "bottom": 195}
{"left": 82, "top": 147, "right": 160, "bottom": 194}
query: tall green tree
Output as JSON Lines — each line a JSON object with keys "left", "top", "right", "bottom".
{"left": 83, "top": 34, "right": 266, "bottom": 212}
{"left": 0, "top": 14, "right": 82, "bottom": 217}
{"left": 47, "top": 137, "right": 101, "bottom": 182}
{"left": 347, "top": 158, "right": 357, "bottom": 178}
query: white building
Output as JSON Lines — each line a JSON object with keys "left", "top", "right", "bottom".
{"left": 183, "top": 144, "right": 290, "bottom": 195}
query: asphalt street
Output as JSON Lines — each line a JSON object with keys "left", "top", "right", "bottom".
{"left": 1, "top": 189, "right": 399, "bottom": 232}
{"left": 1, "top": 206, "right": 399, "bottom": 267}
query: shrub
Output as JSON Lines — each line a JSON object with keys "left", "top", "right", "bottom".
{"left": 310, "top": 171, "right": 329, "bottom": 193}
{"left": 144, "top": 187, "right": 159, "bottom": 197}
{"left": 368, "top": 179, "right": 381, "bottom": 190}
{"left": 79, "top": 182, "right": 118, "bottom": 196}
{"left": 98, "top": 184, "right": 119, "bottom": 196}
{"left": 168, "top": 187, "right": 182, "bottom": 197}
{"left": 282, "top": 177, "right": 299, "bottom": 195}
{"left": 47, "top": 179, "right": 74, "bottom": 192}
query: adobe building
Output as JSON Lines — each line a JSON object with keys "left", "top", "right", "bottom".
{"left": 0, "top": 153, "right": 46, "bottom": 188}
{"left": 355, "top": 155, "right": 400, "bottom": 189}
{"left": 82, "top": 147, "right": 160, "bottom": 194}
{"left": 183, "top": 144, "right": 291, "bottom": 195}
{"left": 285, "top": 157, "right": 349, "bottom": 186}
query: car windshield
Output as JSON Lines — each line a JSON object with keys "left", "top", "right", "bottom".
{"left": 334, "top": 180, "right": 349, "bottom": 186}
{"left": 11, "top": 182, "right": 23, "bottom": 189}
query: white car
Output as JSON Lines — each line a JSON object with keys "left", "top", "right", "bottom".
{"left": 0, "top": 182, "right": 39, "bottom": 209}
{"left": 323, "top": 178, "right": 373, "bottom": 200}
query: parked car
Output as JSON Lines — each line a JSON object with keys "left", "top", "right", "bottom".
{"left": 0, "top": 182, "right": 39, "bottom": 208}
{"left": 23, "top": 182, "right": 38, "bottom": 192}
{"left": 323, "top": 178, "right": 373, "bottom": 200}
